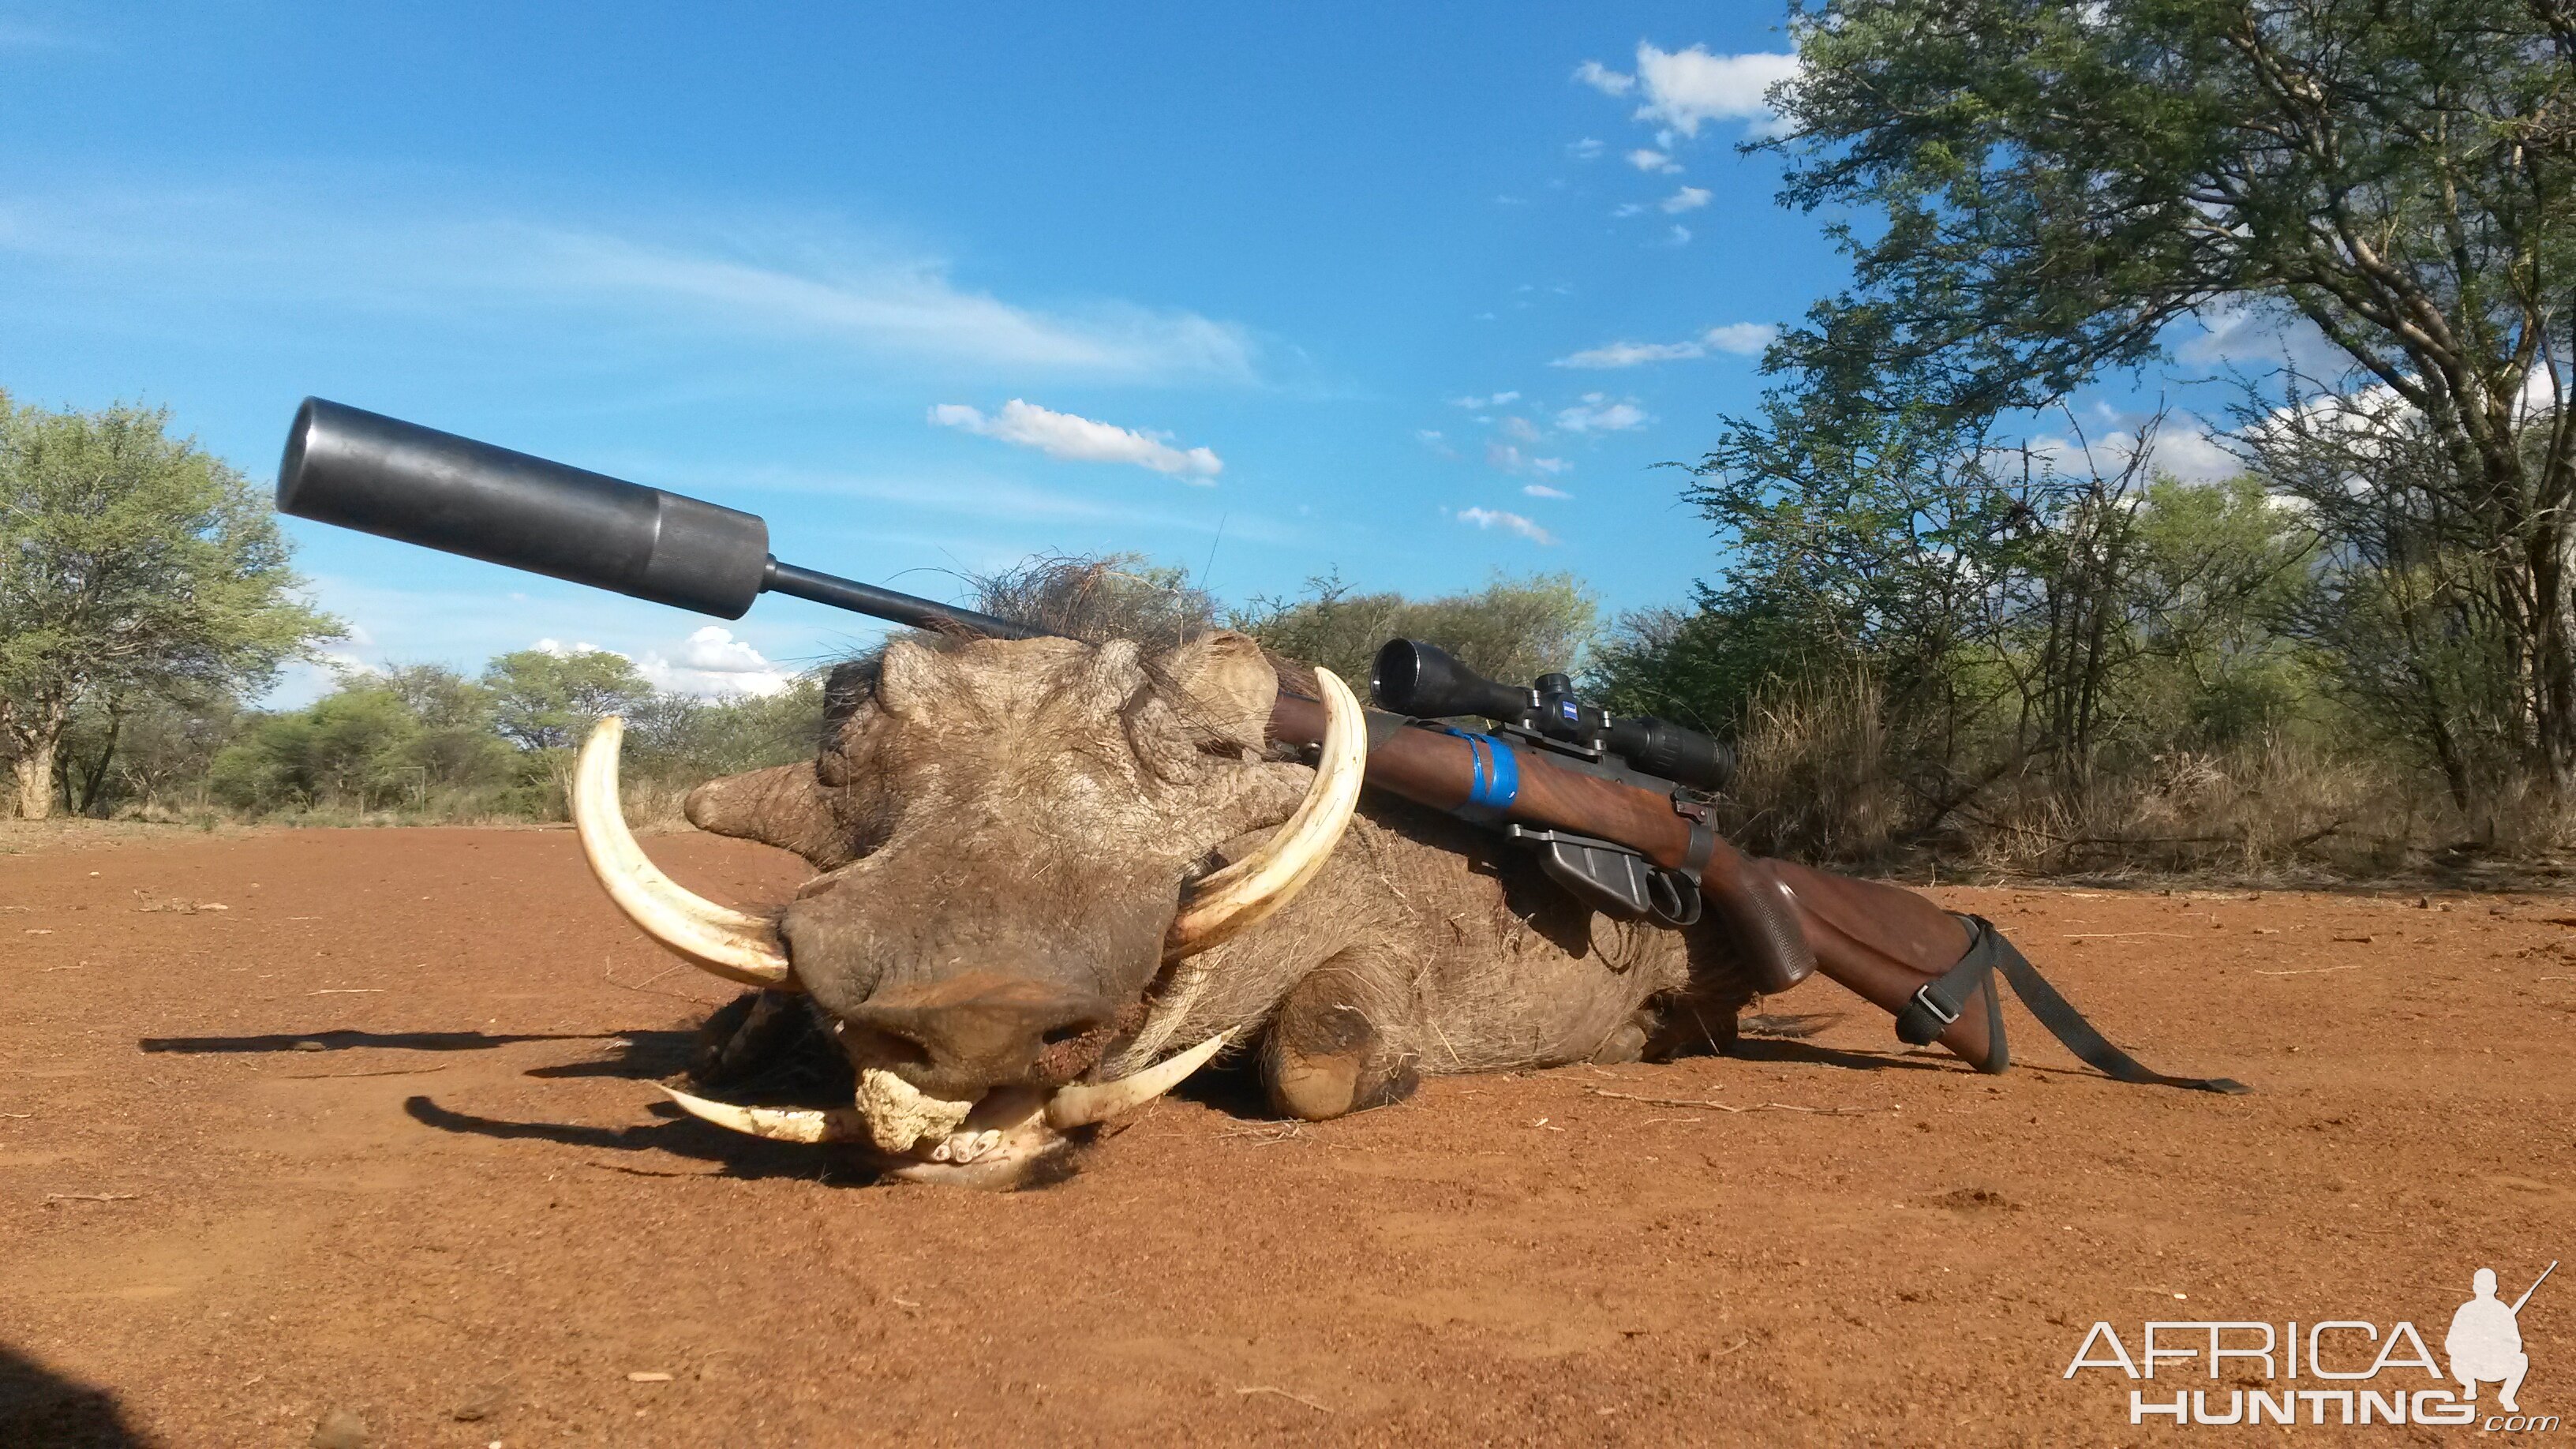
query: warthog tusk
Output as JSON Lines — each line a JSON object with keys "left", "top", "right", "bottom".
{"left": 575, "top": 717, "right": 798, "bottom": 990}
{"left": 1163, "top": 666, "right": 1366, "bottom": 960}
{"left": 1044, "top": 1031, "right": 1230, "bottom": 1129}
{"left": 659, "top": 1035, "right": 1225, "bottom": 1150}
{"left": 658, "top": 1085, "right": 865, "bottom": 1143}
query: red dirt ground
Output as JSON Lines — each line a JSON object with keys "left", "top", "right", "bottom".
{"left": 2, "top": 826, "right": 2570, "bottom": 1446}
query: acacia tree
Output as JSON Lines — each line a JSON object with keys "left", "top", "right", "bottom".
{"left": 1766, "top": 0, "right": 2576, "bottom": 788}
{"left": 480, "top": 648, "right": 654, "bottom": 752}
{"left": 0, "top": 397, "right": 335, "bottom": 818}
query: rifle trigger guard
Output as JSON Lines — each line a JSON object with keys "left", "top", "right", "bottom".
{"left": 1504, "top": 824, "right": 1700, "bottom": 928}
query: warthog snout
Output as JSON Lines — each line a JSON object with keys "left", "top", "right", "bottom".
{"left": 842, "top": 972, "right": 1115, "bottom": 1099}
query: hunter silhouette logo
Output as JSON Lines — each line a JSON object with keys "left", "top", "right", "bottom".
{"left": 2451, "top": 1264, "right": 2553, "bottom": 1414}
{"left": 2063, "top": 1260, "right": 2559, "bottom": 1430}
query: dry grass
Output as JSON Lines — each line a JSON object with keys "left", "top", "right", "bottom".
{"left": 1719, "top": 673, "right": 2576, "bottom": 886}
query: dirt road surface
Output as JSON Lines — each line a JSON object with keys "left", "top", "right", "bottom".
{"left": 2, "top": 826, "right": 2570, "bottom": 1445}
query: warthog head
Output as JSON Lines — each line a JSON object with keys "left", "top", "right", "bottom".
{"left": 572, "top": 631, "right": 1365, "bottom": 1187}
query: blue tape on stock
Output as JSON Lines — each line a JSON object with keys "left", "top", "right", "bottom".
{"left": 1432, "top": 724, "right": 1522, "bottom": 814}
{"left": 1466, "top": 732, "right": 1520, "bottom": 811}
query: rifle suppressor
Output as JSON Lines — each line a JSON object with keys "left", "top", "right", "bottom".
{"left": 275, "top": 398, "right": 1040, "bottom": 638}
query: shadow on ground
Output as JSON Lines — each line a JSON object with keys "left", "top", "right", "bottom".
{"left": 0, "top": 1343, "right": 155, "bottom": 1448}
{"left": 137, "top": 1029, "right": 633, "bottom": 1055}
{"left": 400, "top": 1095, "right": 884, "bottom": 1185}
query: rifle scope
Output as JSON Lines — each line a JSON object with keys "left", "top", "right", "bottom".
{"left": 275, "top": 398, "right": 1044, "bottom": 638}
{"left": 1370, "top": 638, "right": 1735, "bottom": 793}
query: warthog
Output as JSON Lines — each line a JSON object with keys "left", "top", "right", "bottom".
{"left": 576, "top": 628, "right": 1758, "bottom": 1188}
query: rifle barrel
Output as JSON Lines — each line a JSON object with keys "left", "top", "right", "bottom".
{"left": 2513, "top": 1260, "right": 2557, "bottom": 1314}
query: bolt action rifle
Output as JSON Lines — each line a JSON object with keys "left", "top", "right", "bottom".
{"left": 275, "top": 398, "right": 2245, "bottom": 1093}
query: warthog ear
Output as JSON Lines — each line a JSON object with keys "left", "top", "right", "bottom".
{"left": 684, "top": 763, "right": 855, "bottom": 869}
{"left": 1155, "top": 631, "right": 1278, "bottom": 753}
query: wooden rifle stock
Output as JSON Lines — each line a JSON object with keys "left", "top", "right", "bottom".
{"left": 1268, "top": 694, "right": 2002, "bottom": 1070}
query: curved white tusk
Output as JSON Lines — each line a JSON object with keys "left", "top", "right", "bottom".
{"left": 1044, "top": 1031, "right": 1230, "bottom": 1130}
{"left": 574, "top": 717, "right": 799, "bottom": 990}
{"left": 1163, "top": 665, "right": 1367, "bottom": 960}
{"left": 658, "top": 1084, "right": 867, "bottom": 1143}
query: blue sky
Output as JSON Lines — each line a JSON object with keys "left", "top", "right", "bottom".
{"left": 0, "top": 4, "right": 2241, "bottom": 702}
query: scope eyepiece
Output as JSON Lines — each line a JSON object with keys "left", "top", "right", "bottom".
{"left": 1605, "top": 716, "right": 1734, "bottom": 794}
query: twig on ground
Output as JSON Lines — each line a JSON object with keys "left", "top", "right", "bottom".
{"left": 1237, "top": 1386, "right": 1331, "bottom": 1413}
{"left": 1711, "top": 1337, "right": 1752, "bottom": 1357}
{"left": 0, "top": 1112, "right": 32, "bottom": 1119}
{"left": 1584, "top": 1088, "right": 1894, "bottom": 1116}
{"left": 2065, "top": 931, "right": 2200, "bottom": 940}
{"left": 601, "top": 960, "right": 721, "bottom": 1004}
{"left": 280, "top": 1065, "right": 448, "bottom": 1080}
{"left": 1215, "top": 1122, "right": 1372, "bottom": 1151}
{"left": 584, "top": 1160, "right": 720, "bottom": 1179}
{"left": 2253, "top": 964, "right": 2365, "bottom": 977}
{"left": 44, "top": 1192, "right": 139, "bottom": 1204}
{"left": 306, "top": 988, "right": 385, "bottom": 995}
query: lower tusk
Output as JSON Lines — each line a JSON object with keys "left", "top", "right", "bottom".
{"left": 1044, "top": 1031, "right": 1230, "bottom": 1129}
{"left": 658, "top": 1085, "right": 867, "bottom": 1144}
{"left": 574, "top": 717, "right": 798, "bottom": 990}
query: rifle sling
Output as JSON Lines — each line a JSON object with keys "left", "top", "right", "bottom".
{"left": 1894, "top": 914, "right": 2250, "bottom": 1095}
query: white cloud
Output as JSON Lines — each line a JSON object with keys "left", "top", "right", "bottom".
{"left": 1522, "top": 483, "right": 1572, "bottom": 500}
{"left": 538, "top": 234, "right": 1258, "bottom": 383}
{"left": 1485, "top": 443, "right": 1571, "bottom": 477}
{"left": 1574, "top": 59, "right": 1637, "bottom": 96}
{"left": 2150, "top": 425, "right": 2243, "bottom": 482}
{"left": 1626, "top": 148, "right": 1682, "bottom": 174}
{"left": 1452, "top": 391, "right": 1521, "bottom": 407}
{"left": 1630, "top": 43, "right": 1801, "bottom": 139}
{"left": 930, "top": 399, "right": 1222, "bottom": 481}
{"left": 640, "top": 626, "right": 794, "bottom": 698}
{"left": 1555, "top": 394, "right": 1652, "bottom": 432}
{"left": 0, "top": 189, "right": 1260, "bottom": 384}
{"left": 1664, "top": 224, "right": 1693, "bottom": 246}
{"left": 1556, "top": 339, "right": 1702, "bottom": 369}
{"left": 1567, "top": 137, "right": 1605, "bottom": 159}
{"left": 1458, "top": 507, "right": 1558, "bottom": 545}
{"left": 0, "top": 21, "right": 93, "bottom": 51}
{"left": 2176, "top": 300, "right": 2352, "bottom": 378}
{"left": 1500, "top": 415, "right": 1543, "bottom": 443}
{"left": 1703, "top": 321, "right": 1778, "bottom": 354}
{"left": 1661, "top": 185, "right": 1713, "bottom": 214}
{"left": 2027, "top": 410, "right": 2243, "bottom": 485}
{"left": 1553, "top": 320, "right": 1773, "bottom": 368}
